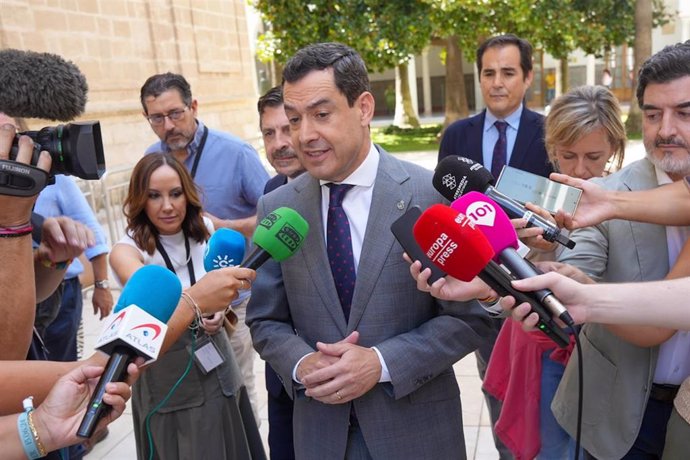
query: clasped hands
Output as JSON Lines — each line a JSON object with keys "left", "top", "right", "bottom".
{"left": 296, "top": 331, "right": 381, "bottom": 405}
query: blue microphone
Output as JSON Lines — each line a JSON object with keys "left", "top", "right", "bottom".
{"left": 77, "top": 265, "right": 182, "bottom": 438}
{"left": 204, "top": 228, "right": 246, "bottom": 271}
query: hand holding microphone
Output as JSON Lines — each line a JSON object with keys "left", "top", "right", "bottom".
{"left": 433, "top": 156, "right": 576, "bottom": 249}
{"left": 77, "top": 265, "right": 182, "bottom": 438}
{"left": 413, "top": 204, "right": 570, "bottom": 347}
{"left": 195, "top": 207, "right": 309, "bottom": 314}
{"left": 451, "top": 191, "right": 576, "bottom": 328}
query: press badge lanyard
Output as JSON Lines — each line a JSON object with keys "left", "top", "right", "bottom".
{"left": 190, "top": 125, "right": 209, "bottom": 180}
{"left": 156, "top": 234, "right": 196, "bottom": 286}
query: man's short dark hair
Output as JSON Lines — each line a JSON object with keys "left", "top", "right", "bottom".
{"left": 282, "top": 42, "right": 370, "bottom": 107}
{"left": 258, "top": 86, "right": 283, "bottom": 116}
{"left": 140, "top": 72, "right": 193, "bottom": 113}
{"left": 476, "top": 34, "right": 533, "bottom": 80}
{"left": 637, "top": 40, "right": 690, "bottom": 106}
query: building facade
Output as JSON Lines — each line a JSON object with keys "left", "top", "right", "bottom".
{"left": 1, "top": 0, "right": 260, "bottom": 168}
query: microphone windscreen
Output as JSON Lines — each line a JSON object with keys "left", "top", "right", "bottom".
{"left": 204, "top": 228, "right": 246, "bottom": 271}
{"left": 114, "top": 265, "right": 182, "bottom": 323}
{"left": 451, "top": 191, "right": 519, "bottom": 256}
{"left": 433, "top": 156, "right": 494, "bottom": 201}
{"left": 413, "top": 204, "right": 495, "bottom": 281}
{"left": 0, "top": 49, "right": 88, "bottom": 121}
{"left": 252, "top": 207, "right": 309, "bottom": 261}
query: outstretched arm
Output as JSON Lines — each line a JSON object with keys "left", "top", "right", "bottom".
{"left": 552, "top": 173, "right": 690, "bottom": 229}
{"left": 503, "top": 272, "right": 690, "bottom": 332}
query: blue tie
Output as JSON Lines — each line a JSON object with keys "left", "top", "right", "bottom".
{"left": 326, "top": 183, "right": 356, "bottom": 321}
{"left": 492, "top": 120, "right": 508, "bottom": 179}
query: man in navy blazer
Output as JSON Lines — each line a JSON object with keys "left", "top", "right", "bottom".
{"left": 438, "top": 34, "right": 552, "bottom": 460}
{"left": 257, "top": 85, "right": 305, "bottom": 460}
{"left": 438, "top": 35, "right": 552, "bottom": 179}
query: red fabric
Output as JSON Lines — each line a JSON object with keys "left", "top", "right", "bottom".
{"left": 483, "top": 319, "right": 554, "bottom": 460}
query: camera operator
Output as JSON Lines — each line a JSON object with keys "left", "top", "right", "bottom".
{"left": 0, "top": 122, "right": 53, "bottom": 358}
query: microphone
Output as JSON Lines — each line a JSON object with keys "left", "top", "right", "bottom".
{"left": 0, "top": 49, "right": 88, "bottom": 121}
{"left": 77, "top": 265, "right": 182, "bottom": 439}
{"left": 242, "top": 207, "right": 309, "bottom": 270}
{"left": 452, "top": 191, "right": 575, "bottom": 328}
{"left": 413, "top": 204, "right": 570, "bottom": 347}
{"left": 204, "top": 228, "right": 246, "bottom": 271}
{"left": 433, "top": 156, "right": 576, "bottom": 249}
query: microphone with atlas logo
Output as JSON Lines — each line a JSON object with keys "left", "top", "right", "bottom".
{"left": 77, "top": 265, "right": 182, "bottom": 438}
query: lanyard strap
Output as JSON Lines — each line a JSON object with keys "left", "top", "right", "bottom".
{"left": 155, "top": 234, "right": 196, "bottom": 286}
{"left": 190, "top": 125, "right": 209, "bottom": 179}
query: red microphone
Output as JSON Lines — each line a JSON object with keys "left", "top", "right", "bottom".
{"left": 413, "top": 204, "right": 570, "bottom": 347}
{"left": 412, "top": 204, "right": 494, "bottom": 281}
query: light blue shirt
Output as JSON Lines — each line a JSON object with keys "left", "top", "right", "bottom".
{"left": 482, "top": 104, "right": 524, "bottom": 174}
{"left": 34, "top": 175, "right": 109, "bottom": 279}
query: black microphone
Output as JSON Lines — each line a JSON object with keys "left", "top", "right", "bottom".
{"left": 0, "top": 49, "right": 88, "bottom": 121}
{"left": 433, "top": 156, "right": 576, "bottom": 249}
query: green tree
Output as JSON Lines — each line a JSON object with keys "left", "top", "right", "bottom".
{"left": 254, "top": 0, "right": 433, "bottom": 127}
{"left": 626, "top": 0, "right": 653, "bottom": 136}
{"left": 426, "top": 0, "right": 493, "bottom": 127}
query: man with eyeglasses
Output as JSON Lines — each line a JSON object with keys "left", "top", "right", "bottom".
{"left": 139, "top": 72, "right": 269, "bottom": 424}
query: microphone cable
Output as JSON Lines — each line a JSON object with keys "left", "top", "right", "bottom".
{"left": 570, "top": 323, "right": 583, "bottom": 460}
{"left": 145, "top": 329, "right": 197, "bottom": 460}
{"left": 559, "top": 313, "right": 583, "bottom": 460}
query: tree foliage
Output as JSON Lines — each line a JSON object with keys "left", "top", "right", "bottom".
{"left": 254, "top": 0, "right": 433, "bottom": 73}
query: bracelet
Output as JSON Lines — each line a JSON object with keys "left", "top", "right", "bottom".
{"left": 181, "top": 291, "right": 203, "bottom": 327}
{"left": 478, "top": 294, "right": 499, "bottom": 304}
{"left": 17, "top": 396, "right": 46, "bottom": 459}
{"left": 27, "top": 411, "right": 47, "bottom": 457}
{"left": 0, "top": 222, "right": 32, "bottom": 238}
{"left": 39, "top": 256, "right": 73, "bottom": 270}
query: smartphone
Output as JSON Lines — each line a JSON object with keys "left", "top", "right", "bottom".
{"left": 390, "top": 206, "right": 445, "bottom": 284}
{"left": 495, "top": 166, "right": 582, "bottom": 215}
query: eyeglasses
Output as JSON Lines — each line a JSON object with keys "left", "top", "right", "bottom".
{"left": 146, "top": 107, "right": 189, "bottom": 126}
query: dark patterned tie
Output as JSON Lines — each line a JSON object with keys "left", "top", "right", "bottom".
{"left": 491, "top": 120, "right": 508, "bottom": 179}
{"left": 326, "top": 183, "right": 356, "bottom": 321}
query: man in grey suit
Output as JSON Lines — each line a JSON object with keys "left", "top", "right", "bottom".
{"left": 247, "top": 42, "right": 492, "bottom": 459}
{"left": 552, "top": 41, "right": 690, "bottom": 459}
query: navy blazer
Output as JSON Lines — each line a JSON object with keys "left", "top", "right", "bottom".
{"left": 264, "top": 173, "right": 288, "bottom": 194}
{"left": 263, "top": 172, "right": 289, "bottom": 399}
{"left": 438, "top": 108, "right": 553, "bottom": 178}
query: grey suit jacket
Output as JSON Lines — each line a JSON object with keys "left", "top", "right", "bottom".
{"left": 553, "top": 158, "right": 668, "bottom": 460}
{"left": 247, "top": 147, "right": 493, "bottom": 460}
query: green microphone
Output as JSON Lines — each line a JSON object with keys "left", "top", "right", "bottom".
{"left": 242, "top": 207, "right": 309, "bottom": 269}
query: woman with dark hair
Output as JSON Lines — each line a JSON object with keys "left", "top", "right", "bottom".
{"left": 110, "top": 153, "right": 265, "bottom": 460}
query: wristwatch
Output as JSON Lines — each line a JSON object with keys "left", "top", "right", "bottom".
{"left": 94, "top": 279, "right": 110, "bottom": 289}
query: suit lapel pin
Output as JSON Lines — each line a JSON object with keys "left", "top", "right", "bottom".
{"left": 396, "top": 200, "right": 405, "bottom": 210}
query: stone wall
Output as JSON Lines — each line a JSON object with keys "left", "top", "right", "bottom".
{"left": 1, "top": 0, "right": 261, "bottom": 168}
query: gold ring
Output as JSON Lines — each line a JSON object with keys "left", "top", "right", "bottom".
{"left": 240, "top": 279, "right": 247, "bottom": 290}
{"left": 336, "top": 390, "right": 343, "bottom": 400}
